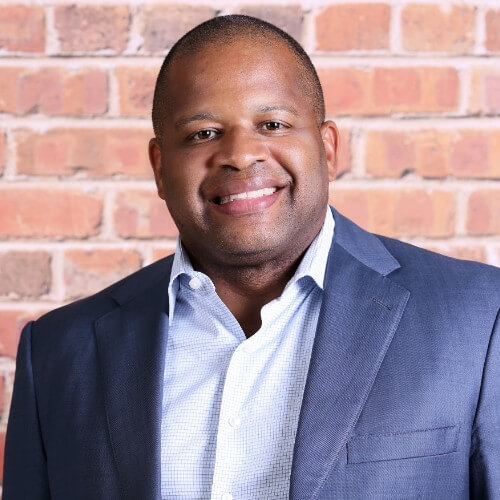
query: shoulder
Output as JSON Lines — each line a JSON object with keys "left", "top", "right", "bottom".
{"left": 380, "top": 234, "right": 499, "bottom": 287}
{"left": 33, "top": 255, "right": 174, "bottom": 337}
{"left": 331, "top": 206, "right": 499, "bottom": 299}
{"left": 332, "top": 203, "right": 498, "bottom": 329}
{"left": 376, "top": 234, "right": 500, "bottom": 311}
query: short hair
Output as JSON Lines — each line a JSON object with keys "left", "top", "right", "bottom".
{"left": 151, "top": 14, "right": 325, "bottom": 138}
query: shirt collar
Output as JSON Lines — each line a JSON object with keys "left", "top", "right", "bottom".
{"left": 167, "top": 236, "right": 197, "bottom": 325}
{"left": 167, "top": 207, "right": 335, "bottom": 324}
{"left": 284, "top": 206, "right": 334, "bottom": 292}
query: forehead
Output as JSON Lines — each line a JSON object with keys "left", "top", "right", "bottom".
{"left": 164, "top": 37, "right": 311, "bottom": 116}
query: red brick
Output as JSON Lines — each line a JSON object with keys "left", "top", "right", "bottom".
{"left": 366, "top": 130, "right": 417, "bottom": 177}
{"left": 238, "top": 5, "right": 304, "bottom": 43}
{"left": 485, "top": 75, "right": 500, "bottom": 114}
{"left": 366, "top": 129, "right": 500, "bottom": 179}
{"left": 329, "top": 188, "right": 455, "bottom": 238}
{"left": 319, "top": 66, "right": 459, "bottom": 116}
{"left": 316, "top": 4, "right": 390, "bottom": 51}
{"left": 450, "top": 129, "right": 498, "bottom": 178}
{"left": 64, "top": 249, "right": 142, "bottom": 299}
{"left": 0, "top": 67, "right": 107, "bottom": 116}
{"left": 450, "top": 131, "right": 490, "bottom": 177}
{"left": 0, "top": 5, "right": 45, "bottom": 53}
{"left": 0, "top": 68, "right": 18, "bottom": 114}
{"left": 373, "top": 67, "right": 458, "bottom": 113}
{"left": 140, "top": 5, "right": 215, "bottom": 53}
{"left": 402, "top": 4, "right": 475, "bottom": 53}
{"left": 373, "top": 68, "right": 421, "bottom": 107}
{"left": 412, "top": 130, "right": 450, "bottom": 178}
{"left": 469, "top": 67, "right": 500, "bottom": 115}
{"left": 151, "top": 247, "right": 175, "bottom": 262}
{"left": 485, "top": 9, "right": 500, "bottom": 52}
{"left": 16, "top": 128, "right": 153, "bottom": 178}
{"left": 467, "top": 190, "right": 500, "bottom": 235}
{"left": 433, "top": 68, "right": 459, "bottom": 109}
{"left": 319, "top": 68, "right": 370, "bottom": 115}
{"left": 116, "top": 67, "right": 156, "bottom": 117}
{"left": 0, "top": 310, "right": 48, "bottom": 357}
{"left": 114, "top": 190, "right": 178, "bottom": 239}
{"left": 424, "top": 245, "right": 487, "bottom": 264}
{"left": 0, "top": 251, "right": 51, "bottom": 298}
{"left": 55, "top": 5, "right": 130, "bottom": 53}
{"left": 0, "top": 133, "right": 5, "bottom": 176}
{"left": 0, "top": 311, "right": 25, "bottom": 357}
{"left": 0, "top": 189, "right": 102, "bottom": 239}
{"left": 394, "top": 190, "right": 454, "bottom": 238}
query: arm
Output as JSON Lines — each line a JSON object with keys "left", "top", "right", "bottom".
{"left": 470, "top": 308, "right": 500, "bottom": 498}
{"left": 3, "top": 321, "right": 50, "bottom": 499}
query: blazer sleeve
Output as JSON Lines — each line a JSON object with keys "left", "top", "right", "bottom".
{"left": 3, "top": 321, "right": 50, "bottom": 499}
{"left": 470, "top": 308, "right": 500, "bottom": 498}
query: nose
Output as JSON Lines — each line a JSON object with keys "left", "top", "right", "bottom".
{"left": 209, "top": 126, "right": 269, "bottom": 171}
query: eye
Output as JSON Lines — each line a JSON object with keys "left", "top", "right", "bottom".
{"left": 262, "top": 121, "right": 287, "bottom": 131}
{"left": 189, "top": 129, "right": 219, "bottom": 142}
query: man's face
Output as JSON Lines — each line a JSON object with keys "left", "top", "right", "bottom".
{"left": 150, "top": 37, "right": 338, "bottom": 267}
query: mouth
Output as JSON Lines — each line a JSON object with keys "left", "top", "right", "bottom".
{"left": 208, "top": 182, "right": 285, "bottom": 216}
{"left": 213, "top": 186, "right": 278, "bottom": 205}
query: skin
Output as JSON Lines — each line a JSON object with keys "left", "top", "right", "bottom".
{"left": 149, "top": 36, "right": 339, "bottom": 337}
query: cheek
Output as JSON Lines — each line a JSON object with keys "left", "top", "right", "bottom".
{"left": 161, "top": 166, "right": 206, "bottom": 231}
{"left": 162, "top": 154, "right": 203, "bottom": 201}
{"left": 273, "top": 135, "right": 326, "bottom": 190}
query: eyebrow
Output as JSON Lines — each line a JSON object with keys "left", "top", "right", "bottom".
{"left": 174, "top": 112, "right": 219, "bottom": 130}
{"left": 174, "top": 105, "right": 299, "bottom": 130}
{"left": 256, "top": 105, "right": 299, "bottom": 116}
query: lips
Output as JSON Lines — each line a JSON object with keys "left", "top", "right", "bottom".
{"left": 206, "top": 177, "right": 286, "bottom": 215}
{"left": 217, "top": 187, "right": 277, "bottom": 205}
{"left": 207, "top": 178, "right": 285, "bottom": 205}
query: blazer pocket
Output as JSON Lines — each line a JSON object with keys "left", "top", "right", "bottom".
{"left": 347, "top": 425, "right": 459, "bottom": 464}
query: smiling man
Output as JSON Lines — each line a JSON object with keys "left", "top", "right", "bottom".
{"left": 148, "top": 21, "right": 337, "bottom": 337}
{"left": 4, "top": 15, "right": 500, "bottom": 500}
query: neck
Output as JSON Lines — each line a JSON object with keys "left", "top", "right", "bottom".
{"left": 190, "top": 247, "right": 302, "bottom": 297}
{"left": 185, "top": 243, "right": 310, "bottom": 337}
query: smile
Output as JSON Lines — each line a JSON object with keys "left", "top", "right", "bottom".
{"left": 216, "top": 187, "right": 278, "bottom": 205}
{"left": 209, "top": 182, "right": 284, "bottom": 216}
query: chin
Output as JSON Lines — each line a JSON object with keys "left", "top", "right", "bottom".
{"left": 211, "top": 233, "right": 288, "bottom": 262}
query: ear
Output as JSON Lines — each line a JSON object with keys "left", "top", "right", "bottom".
{"left": 320, "top": 120, "right": 339, "bottom": 182}
{"left": 149, "top": 138, "right": 166, "bottom": 200}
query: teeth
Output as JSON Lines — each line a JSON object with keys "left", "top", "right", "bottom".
{"left": 219, "top": 187, "right": 277, "bottom": 205}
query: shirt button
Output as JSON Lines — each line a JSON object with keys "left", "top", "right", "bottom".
{"left": 228, "top": 416, "right": 241, "bottom": 428}
{"left": 188, "top": 277, "right": 202, "bottom": 290}
{"left": 221, "top": 494, "right": 233, "bottom": 500}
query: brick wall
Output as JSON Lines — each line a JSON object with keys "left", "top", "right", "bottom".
{"left": 0, "top": 0, "right": 499, "bottom": 489}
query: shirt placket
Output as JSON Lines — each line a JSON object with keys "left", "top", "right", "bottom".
{"left": 210, "top": 343, "right": 252, "bottom": 500}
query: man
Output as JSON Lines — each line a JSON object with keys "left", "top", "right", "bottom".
{"left": 3, "top": 15, "right": 499, "bottom": 500}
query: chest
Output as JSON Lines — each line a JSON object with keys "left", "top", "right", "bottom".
{"left": 159, "top": 284, "right": 322, "bottom": 498}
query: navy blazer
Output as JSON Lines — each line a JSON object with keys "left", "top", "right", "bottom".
{"left": 4, "top": 207, "right": 500, "bottom": 499}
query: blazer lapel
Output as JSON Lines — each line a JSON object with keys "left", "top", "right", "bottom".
{"left": 94, "top": 259, "right": 173, "bottom": 500}
{"left": 290, "top": 209, "right": 410, "bottom": 499}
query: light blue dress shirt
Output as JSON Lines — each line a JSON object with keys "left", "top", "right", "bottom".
{"left": 160, "top": 208, "right": 335, "bottom": 500}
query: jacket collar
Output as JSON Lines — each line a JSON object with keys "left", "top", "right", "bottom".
{"left": 289, "top": 207, "right": 409, "bottom": 499}
{"left": 330, "top": 206, "right": 400, "bottom": 276}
